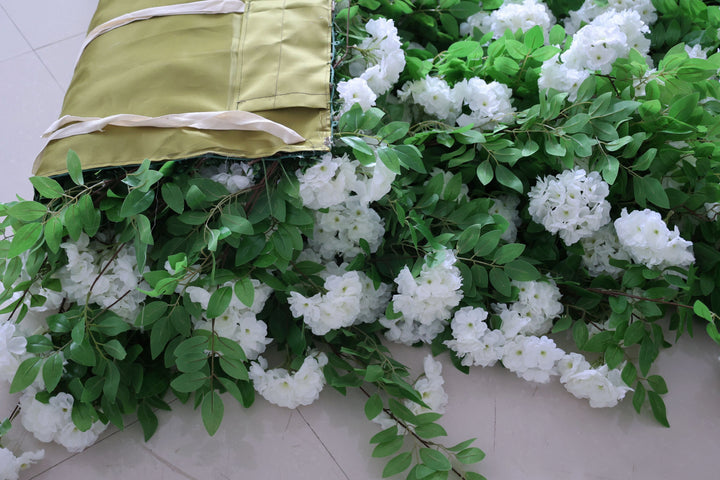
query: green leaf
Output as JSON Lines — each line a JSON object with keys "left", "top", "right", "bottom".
{"left": 419, "top": 449, "right": 451, "bottom": 471}
{"left": 572, "top": 321, "right": 588, "bottom": 349}
{"left": 9, "top": 357, "right": 41, "bottom": 393}
{"left": 377, "top": 122, "right": 410, "bottom": 143}
{"left": 161, "top": 183, "right": 185, "bottom": 214}
{"left": 30, "top": 176, "right": 64, "bottom": 199}
{"left": 604, "top": 344, "right": 624, "bottom": 369}
{"left": 648, "top": 391, "right": 669, "bottom": 427}
{"left": 103, "top": 361, "right": 120, "bottom": 402}
{"left": 395, "top": 145, "right": 426, "bottom": 173}
{"left": 201, "top": 390, "right": 224, "bottom": 436}
{"left": 170, "top": 371, "right": 208, "bottom": 393}
{"left": 222, "top": 214, "right": 253, "bottom": 235}
{"left": 234, "top": 277, "right": 255, "bottom": 308}
{"left": 476, "top": 160, "right": 494, "bottom": 185}
{"left": 492, "top": 243, "right": 524, "bottom": 265}
{"left": 504, "top": 260, "right": 540, "bottom": 281}
{"left": 8, "top": 201, "right": 47, "bottom": 221}
{"left": 365, "top": 393, "right": 383, "bottom": 420}
{"left": 414, "top": 423, "right": 448, "bottom": 439}
{"left": 623, "top": 321, "right": 645, "bottom": 346}
{"left": 632, "top": 382, "right": 646, "bottom": 413}
{"left": 489, "top": 267, "right": 511, "bottom": 297}
{"left": 68, "top": 340, "right": 96, "bottom": 366}
{"left": 524, "top": 25, "right": 544, "bottom": 50}
{"left": 474, "top": 230, "right": 502, "bottom": 257}
{"left": 44, "top": 216, "right": 63, "bottom": 253}
{"left": 494, "top": 164, "right": 523, "bottom": 193}
{"left": 120, "top": 189, "right": 155, "bottom": 218}
{"left": 134, "top": 214, "right": 154, "bottom": 245}
{"left": 639, "top": 338, "right": 658, "bottom": 376}
{"left": 67, "top": 150, "right": 84, "bottom": 185}
{"left": 370, "top": 426, "right": 398, "bottom": 444}
{"left": 25, "top": 335, "right": 54, "bottom": 353}
{"left": 376, "top": 146, "right": 400, "bottom": 174}
{"left": 206, "top": 286, "right": 233, "bottom": 318}
{"left": 621, "top": 362, "right": 637, "bottom": 387}
{"left": 9, "top": 223, "right": 43, "bottom": 257}
{"left": 456, "top": 447, "right": 486, "bottom": 465}
{"left": 372, "top": 436, "right": 404, "bottom": 458}
{"left": 93, "top": 313, "right": 132, "bottom": 336}
{"left": 137, "top": 403, "right": 159, "bottom": 441}
{"left": 103, "top": 339, "right": 127, "bottom": 360}
{"left": 382, "top": 452, "right": 412, "bottom": 478}
{"left": 693, "top": 300, "right": 713, "bottom": 321}
{"left": 641, "top": 177, "right": 669, "bottom": 209}
{"left": 447, "top": 438, "right": 477, "bottom": 452}
{"left": 219, "top": 356, "right": 249, "bottom": 381}
{"left": 647, "top": 375, "right": 668, "bottom": 394}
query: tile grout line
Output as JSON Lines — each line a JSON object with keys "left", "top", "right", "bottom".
{"left": 0, "top": 3, "right": 34, "bottom": 61}
{"left": 296, "top": 408, "right": 352, "bottom": 480}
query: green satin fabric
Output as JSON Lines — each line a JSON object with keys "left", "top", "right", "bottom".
{"left": 33, "top": 0, "right": 332, "bottom": 177}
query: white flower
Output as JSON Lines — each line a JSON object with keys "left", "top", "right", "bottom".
{"left": 386, "top": 250, "right": 463, "bottom": 345}
{"left": 501, "top": 335, "right": 565, "bottom": 383}
{"left": 337, "top": 78, "right": 377, "bottom": 113}
{"left": 462, "top": 0, "right": 555, "bottom": 40}
{"left": 190, "top": 279, "right": 273, "bottom": 360}
{"left": 580, "top": 224, "right": 632, "bottom": 277}
{"left": 199, "top": 162, "right": 255, "bottom": 193}
{"left": 399, "top": 76, "right": 463, "bottom": 122}
{"left": 444, "top": 307, "right": 506, "bottom": 367}
{"left": 310, "top": 199, "right": 385, "bottom": 260}
{"left": 614, "top": 208, "right": 694, "bottom": 270}
{"left": 249, "top": 352, "right": 328, "bottom": 408}
{"left": 528, "top": 168, "right": 611, "bottom": 245}
{"left": 288, "top": 271, "right": 364, "bottom": 335}
{"left": 0, "top": 447, "right": 44, "bottom": 480}
{"left": 405, "top": 355, "right": 448, "bottom": 415}
{"left": 563, "top": 364, "right": 632, "bottom": 407}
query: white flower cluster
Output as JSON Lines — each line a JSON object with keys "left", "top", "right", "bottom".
{"left": 540, "top": 10, "right": 651, "bottom": 100}
{"left": 310, "top": 199, "right": 385, "bottom": 260}
{"left": 399, "top": 76, "right": 515, "bottom": 130}
{"left": 614, "top": 208, "right": 695, "bottom": 270}
{"left": 580, "top": 224, "right": 631, "bottom": 278}
{"left": 564, "top": 0, "right": 657, "bottom": 35}
{"left": 381, "top": 250, "right": 463, "bottom": 345}
{"left": 405, "top": 355, "right": 448, "bottom": 415}
{"left": 298, "top": 152, "right": 396, "bottom": 208}
{"left": 339, "top": 18, "right": 405, "bottom": 113}
{"left": 489, "top": 195, "right": 521, "bottom": 242}
{"left": 528, "top": 168, "right": 611, "bottom": 245}
{"left": 444, "top": 307, "right": 505, "bottom": 367}
{"left": 249, "top": 352, "right": 328, "bottom": 408}
{"left": 496, "top": 278, "right": 563, "bottom": 337}
{"left": 288, "top": 271, "right": 363, "bottom": 335}
{"left": 199, "top": 161, "right": 255, "bottom": 194}
{"left": 558, "top": 353, "right": 632, "bottom": 407}
{"left": 501, "top": 335, "right": 565, "bottom": 383}
{"left": 0, "top": 447, "right": 43, "bottom": 480}
{"left": 187, "top": 279, "right": 273, "bottom": 360}
{"left": 20, "top": 392, "right": 107, "bottom": 453}
{"left": 460, "top": 0, "right": 556, "bottom": 39}
{"left": 54, "top": 233, "right": 148, "bottom": 320}
{"left": 297, "top": 153, "right": 392, "bottom": 261}
{"left": 0, "top": 321, "right": 27, "bottom": 384}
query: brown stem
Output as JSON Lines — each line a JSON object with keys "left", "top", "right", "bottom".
{"left": 89, "top": 243, "right": 127, "bottom": 294}
{"left": 585, "top": 288, "right": 694, "bottom": 310}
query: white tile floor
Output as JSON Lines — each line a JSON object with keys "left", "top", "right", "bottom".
{"left": 1, "top": 1, "right": 719, "bottom": 479}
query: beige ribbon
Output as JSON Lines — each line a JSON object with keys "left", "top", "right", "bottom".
{"left": 43, "top": 112, "right": 306, "bottom": 145}
{"left": 79, "top": 0, "right": 246, "bottom": 57}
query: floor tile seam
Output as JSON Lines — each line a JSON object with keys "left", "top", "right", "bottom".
{"left": 138, "top": 443, "right": 200, "bottom": 480}
{"left": 296, "top": 407, "right": 352, "bottom": 480}
{"left": 33, "top": 32, "right": 86, "bottom": 52}
{"left": 0, "top": 3, "right": 33, "bottom": 59}
{"left": 30, "top": 48, "right": 64, "bottom": 91}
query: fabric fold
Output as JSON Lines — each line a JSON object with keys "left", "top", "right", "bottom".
{"left": 44, "top": 111, "right": 305, "bottom": 145}
{"left": 79, "top": 0, "right": 245, "bottom": 57}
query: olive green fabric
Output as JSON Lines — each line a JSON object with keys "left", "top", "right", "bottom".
{"left": 33, "top": 0, "right": 332, "bottom": 177}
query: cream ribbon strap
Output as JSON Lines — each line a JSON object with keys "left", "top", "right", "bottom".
{"left": 43, "top": 112, "right": 306, "bottom": 145}
{"left": 79, "top": 0, "right": 246, "bottom": 56}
